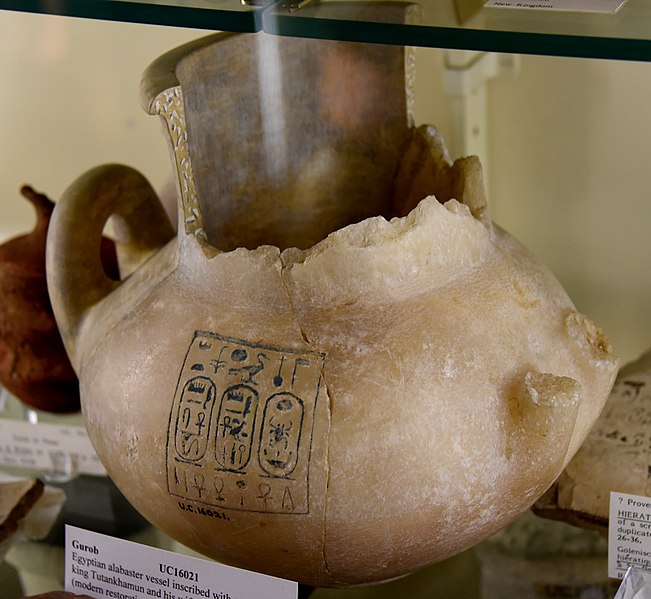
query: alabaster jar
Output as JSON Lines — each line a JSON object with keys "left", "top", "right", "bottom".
{"left": 46, "top": 33, "right": 618, "bottom": 587}
{"left": 535, "top": 347, "right": 651, "bottom": 532}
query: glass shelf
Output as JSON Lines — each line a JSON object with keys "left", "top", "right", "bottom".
{"left": 3, "top": 0, "right": 651, "bottom": 60}
{"left": 264, "top": 0, "right": 651, "bottom": 61}
{"left": 0, "top": 0, "right": 267, "bottom": 33}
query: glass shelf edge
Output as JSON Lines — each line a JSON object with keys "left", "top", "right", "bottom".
{"left": 0, "top": 0, "right": 267, "bottom": 33}
{"left": 3, "top": 0, "right": 651, "bottom": 62}
{"left": 262, "top": 14, "right": 651, "bottom": 62}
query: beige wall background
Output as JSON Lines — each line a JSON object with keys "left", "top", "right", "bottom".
{"left": 0, "top": 11, "right": 202, "bottom": 237}
{"left": 486, "top": 54, "right": 651, "bottom": 364}
{"left": 1, "top": 10, "right": 649, "bottom": 368}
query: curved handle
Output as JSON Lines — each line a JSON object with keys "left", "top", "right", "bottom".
{"left": 46, "top": 164, "right": 175, "bottom": 366}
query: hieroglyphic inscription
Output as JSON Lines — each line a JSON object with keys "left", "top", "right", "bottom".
{"left": 259, "top": 392, "right": 304, "bottom": 478}
{"left": 215, "top": 384, "right": 259, "bottom": 472}
{"left": 167, "top": 331, "right": 324, "bottom": 514}
{"left": 175, "top": 376, "right": 216, "bottom": 462}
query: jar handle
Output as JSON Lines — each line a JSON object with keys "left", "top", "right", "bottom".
{"left": 46, "top": 164, "right": 174, "bottom": 367}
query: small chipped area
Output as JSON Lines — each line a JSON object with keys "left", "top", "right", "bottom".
{"left": 565, "top": 311, "right": 617, "bottom": 366}
{"left": 512, "top": 278, "right": 542, "bottom": 310}
{"left": 127, "top": 432, "right": 139, "bottom": 461}
{"left": 442, "top": 355, "right": 456, "bottom": 379}
{"left": 522, "top": 371, "right": 583, "bottom": 409}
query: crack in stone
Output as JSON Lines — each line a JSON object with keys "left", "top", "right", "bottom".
{"left": 278, "top": 256, "right": 335, "bottom": 581}
{"left": 278, "top": 252, "right": 310, "bottom": 346}
{"left": 321, "top": 374, "right": 336, "bottom": 581}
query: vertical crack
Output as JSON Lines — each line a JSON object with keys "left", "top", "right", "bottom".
{"left": 278, "top": 255, "right": 336, "bottom": 582}
{"left": 321, "top": 375, "right": 335, "bottom": 581}
{"left": 278, "top": 253, "right": 310, "bottom": 345}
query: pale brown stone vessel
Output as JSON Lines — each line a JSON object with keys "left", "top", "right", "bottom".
{"left": 46, "top": 33, "right": 618, "bottom": 586}
{"left": 535, "top": 348, "right": 651, "bottom": 532}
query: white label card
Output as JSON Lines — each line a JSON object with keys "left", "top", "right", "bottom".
{"left": 484, "top": 0, "right": 628, "bottom": 12}
{"left": 0, "top": 419, "right": 106, "bottom": 476}
{"left": 609, "top": 492, "right": 651, "bottom": 579}
{"left": 65, "top": 525, "right": 298, "bottom": 599}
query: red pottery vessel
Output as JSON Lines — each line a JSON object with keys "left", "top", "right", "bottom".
{"left": 0, "top": 186, "right": 117, "bottom": 413}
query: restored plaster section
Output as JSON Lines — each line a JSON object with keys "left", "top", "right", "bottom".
{"left": 152, "top": 87, "right": 206, "bottom": 241}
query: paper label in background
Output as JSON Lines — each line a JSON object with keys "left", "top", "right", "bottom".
{"left": 65, "top": 525, "right": 298, "bottom": 599}
{"left": 484, "top": 0, "right": 628, "bottom": 12}
{"left": 0, "top": 419, "right": 106, "bottom": 476}
{"left": 609, "top": 492, "right": 651, "bottom": 579}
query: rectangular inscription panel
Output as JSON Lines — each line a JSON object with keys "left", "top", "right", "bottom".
{"left": 167, "top": 331, "right": 324, "bottom": 515}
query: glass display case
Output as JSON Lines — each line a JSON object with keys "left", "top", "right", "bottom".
{"left": 1, "top": 1, "right": 650, "bottom": 597}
